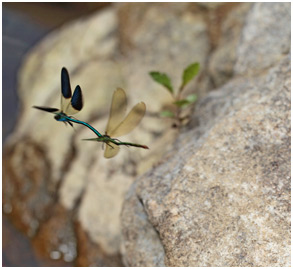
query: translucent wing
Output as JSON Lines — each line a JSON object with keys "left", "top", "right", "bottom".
{"left": 61, "top": 67, "right": 72, "bottom": 113}
{"left": 108, "top": 102, "right": 146, "bottom": 137}
{"left": 64, "top": 85, "right": 83, "bottom": 115}
{"left": 105, "top": 88, "right": 127, "bottom": 135}
{"left": 104, "top": 142, "right": 120, "bottom": 158}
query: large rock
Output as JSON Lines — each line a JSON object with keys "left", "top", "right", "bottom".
{"left": 121, "top": 3, "right": 290, "bottom": 266}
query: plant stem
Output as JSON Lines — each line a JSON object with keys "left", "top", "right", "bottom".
{"left": 173, "top": 84, "right": 185, "bottom": 127}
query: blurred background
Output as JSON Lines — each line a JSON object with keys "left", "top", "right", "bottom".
{"left": 3, "top": 2, "right": 110, "bottom": 142}
{"left": 3, "top": 3, "right": 111, "bottom": 266}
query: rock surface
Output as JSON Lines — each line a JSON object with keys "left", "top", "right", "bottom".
{"left": 3, "top": 2, "right": 290, "bottom": 266}
{"left": 121, "top": 2, "right": 290, "bottom": 267}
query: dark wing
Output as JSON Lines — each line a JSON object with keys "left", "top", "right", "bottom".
{"left": 61, "top": 67, "right": 72, "bottom": 112}
{"left": 64, "top": 85, "right": 83, "bottom": 115}
{"left": 33, "top": 106, "right": 59, "bottom": 113}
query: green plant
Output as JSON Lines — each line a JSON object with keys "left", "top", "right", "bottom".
{"left": 149, "top": 62, "right": 200, "bottom": 127}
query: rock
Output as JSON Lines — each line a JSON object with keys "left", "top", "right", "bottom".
{"left": 75, "top": 222, "right": 123, "bottom": 267}
{"left": 117, "top": 2, "right": 211, "bottom": 98}
{"left": 208, "top": 3, "right": 252, "bottom": 87}
{"left": 121, "top": 3, "right": 290, "bottom": 267}
{"left": 121, "top": 183, "right": 165, "bottom": 266}
{"left": 235, "top": 2, "right": 291, "bottom": 76}
{"left": 32, "top": 204, "right": 77, "bottom": 263}
{"left": 3, "top": 138, "right": 55, "bottom": 237}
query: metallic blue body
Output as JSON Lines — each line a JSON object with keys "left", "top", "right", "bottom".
{"left": 56, "top": 113, "right": 103, "bottom": 137}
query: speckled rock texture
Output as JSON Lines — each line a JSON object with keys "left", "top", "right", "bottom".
{"left": 3, "top": 2, "right": 290, "bottom": 266}
{"left": 121, "top": 3, "right": 290, "bottom": 267}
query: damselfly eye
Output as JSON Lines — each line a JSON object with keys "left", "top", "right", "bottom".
{"left": 54, "top": 114, "right": 61, "bottom": 120}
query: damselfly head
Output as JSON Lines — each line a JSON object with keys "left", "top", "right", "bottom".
{"left": 54, "top": 114, "right": 61, "bottom": 120}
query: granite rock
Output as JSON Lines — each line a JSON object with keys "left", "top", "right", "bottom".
{"left": 121, "top": 3, "right": 290, "bottom": 266}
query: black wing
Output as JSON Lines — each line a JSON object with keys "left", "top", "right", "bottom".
{"left": 61, "top": 67, "right": 72, "bottom": 112}
{"left": 64, "top": 85, "right": 83, "bottom": 115}
{"left": 33, "top": 106, "right": 59, "bottom": 113}
{"left": 61, "top": 67, "right": 72, "bottom": 99}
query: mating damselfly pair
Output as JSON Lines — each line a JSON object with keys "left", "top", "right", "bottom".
{"left": 33, "top": 67, "right": 148, "bottom": 158}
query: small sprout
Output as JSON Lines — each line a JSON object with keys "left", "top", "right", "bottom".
{"left": 149, "top": 71, "right": 174, "bottom": 94}
{"left": 160, "top": 110, "right": 175, "bottom": 118}
{"left": 181, "top": 62, "right": 200, "bottom": 89}
{"left": 149, "top": 61, "right": 200, "bottom": 127}
{"left": 174, "top": 94, "right": 197, "bottom": 108}
{"left": 173, "top": 99, "right": 191, "bottom": 108}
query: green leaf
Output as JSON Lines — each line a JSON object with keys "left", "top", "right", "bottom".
{"left": 160, "top": 110, "right": 175, "bottom": 118}
{"left": 173, "top": 99, "right": 190, "bottom": 107}
{"left": 186, "top": 94, "right": 197, "bottom": 103}
{"left": 149, "top": 71, "right": 174, "bottom": 94}
{"left": 181, "top": 62, "right": 200, "bottom": 88}
{"left": 174, "top": 94, "right": 197, "bottom": 108}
